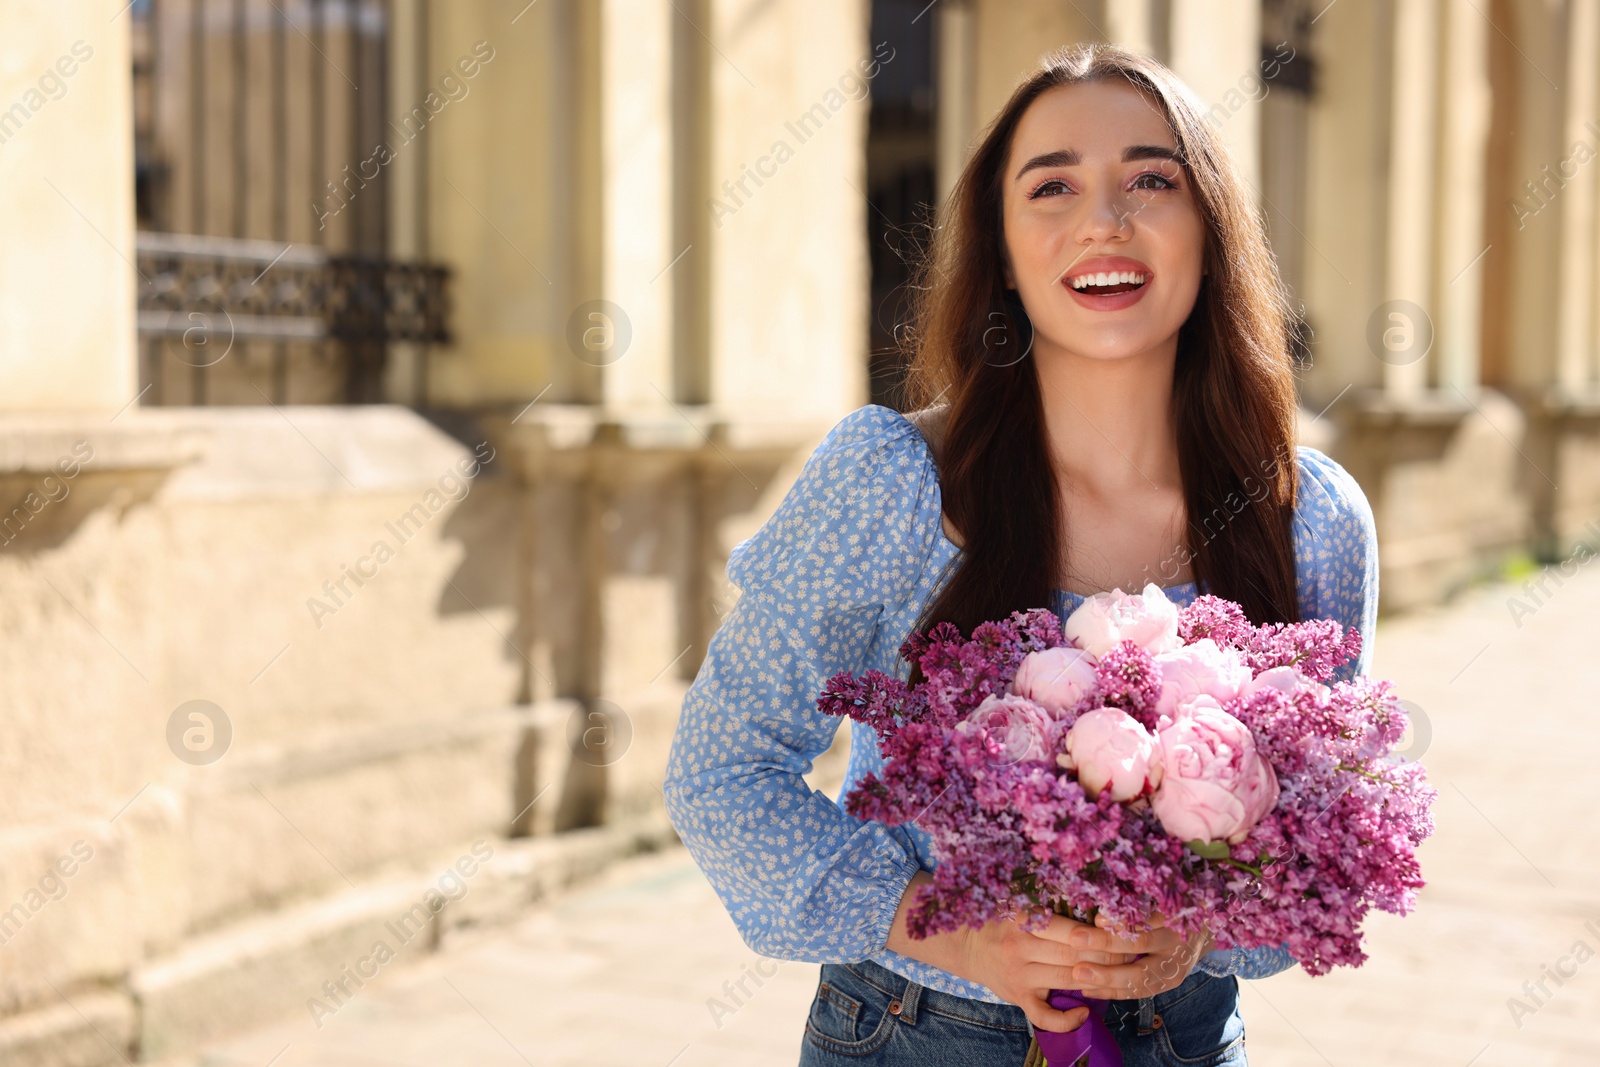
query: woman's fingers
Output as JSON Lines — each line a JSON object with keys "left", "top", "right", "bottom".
{"left": 1023, "top": 958, "right": 1130, "bottom": 996}
{"left": 1027, "top": 998, "right": 1089, "bottom": 1035}
{"left": 1067, "top": 923, "right": 1182, "bottom": 956}
{"left": 1022, "top": 959, "right": 1099, "bottom": 994}
{"left": 1032, "top": 914, "right": 1096, "bottom": 944}
{"left": 1032, "top": 941, "right": 1138, "bottom": 968}
{"left": 1072, "top": 945, "right": 1195, "bottom": 999}
{"left": 1072, "top": 959, "right": 1142, "bottom": 996}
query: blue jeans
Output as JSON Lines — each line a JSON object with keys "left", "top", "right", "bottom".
{"left": 798, "top": 957, "right": 1247, "bottom": 1066}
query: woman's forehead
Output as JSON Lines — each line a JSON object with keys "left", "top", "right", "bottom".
{"left": 1011, "top": 81, "right": 1177, "bottom": 158}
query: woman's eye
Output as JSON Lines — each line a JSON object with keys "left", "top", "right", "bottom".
{"left": 1131, "top": 172, "right": 1178, "bottom": 191}
{"left": 1029, "top": 178, "right": 1070, "bottom": 199}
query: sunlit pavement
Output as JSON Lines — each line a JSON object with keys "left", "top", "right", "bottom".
{"left": 1240, "top": 561, "right": 1600, "bottom": 1067}
{"left": 179, "top": 846, "right": 818, "bottom": 1067}
{"left": 184, "top": 564, "right": 1600, "bottom": 1067}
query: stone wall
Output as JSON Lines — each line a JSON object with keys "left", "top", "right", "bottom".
{"left": 0, "top": 408, "right": 560, "bottom": 1058}
{"left": 0, "top": 401, "right": 844, "bottom": 1063}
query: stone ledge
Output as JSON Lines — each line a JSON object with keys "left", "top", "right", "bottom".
{"left": 1344, "top": 386, "right": 1477, "bottom": 427}
{"left": 444, "top": 809, "right": 681, "bottom": 936}
{"left": 490, "top": 405, "right": 832, "bottom": 484}
{"left": 1335, "top": 388, "right": 1529, "bottom": 611}
{"left": 197, "top": 705, "right": 540, "bottom": 792}
{"left": 0, "top": 990, "right": 136, "bottom": 1067}
{"left": 1527, "top": 386, "right": 1600, "bottom": 419}
{"left": 147, "top": 406, "right": 486, "bottom": 501}
{"left": 179, "top": 705, "right": 536, "bottom": 935}
{"left": 0, "top": 406, "right": 498, "bottom": 499}
{"left": 0, "top": 817, "right": 142, "bottom": 1018}
{"left": 125, "top": 810, "right": 679, "bottom": 1063}
{"left": 0, "top": 414, "right": 207, "bottom": 474}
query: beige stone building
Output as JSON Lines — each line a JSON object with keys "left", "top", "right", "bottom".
{"left": 0, "top": 0, "right": 1593, "bottom": 1061}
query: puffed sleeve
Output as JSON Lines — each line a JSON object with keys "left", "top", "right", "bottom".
{"left": 1293, "top": 445, "right": 1381, "bottom": 683}
{"left": 662, "top": 405, "right": 938, "bottom": 962}
{"left": 1198, "top": 445, "right": 1382, "bottom": 981}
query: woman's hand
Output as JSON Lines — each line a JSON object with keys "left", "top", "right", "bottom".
{"left": 884, "top": 872, "right": 1135, "bottom": 1034}
{"left": 954, "top": 909, "right": 1139, "bottom": 1033}
{"left": 1065, "top": 913, "right": 1214, "bottom": 1001}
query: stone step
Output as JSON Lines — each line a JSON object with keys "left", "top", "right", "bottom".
{"left": 0, "top": 811, "right": 679, "bottom": 1066}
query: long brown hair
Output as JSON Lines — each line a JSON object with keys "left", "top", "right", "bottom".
{"left": 904, "top": 43, "right": 1301, "bottom": 647}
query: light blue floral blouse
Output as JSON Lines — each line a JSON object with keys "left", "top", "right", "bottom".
{"left": 663, "top": 404, "right": 1380, "bottom": 1004}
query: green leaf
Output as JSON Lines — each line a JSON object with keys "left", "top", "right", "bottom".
{"left": 1185, "top": 839, "right": 1232, "bottom": 860}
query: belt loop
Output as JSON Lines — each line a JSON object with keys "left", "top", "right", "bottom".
{"left": 894, "top": 979, "right": 922, "bottom": 1025}
{"left": 1136, "top": 996, "right": 1155, "bottom": 1034}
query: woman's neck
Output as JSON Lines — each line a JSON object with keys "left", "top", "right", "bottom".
{"left": 1033, "top": 340, "right": 1181, "bottom": 495}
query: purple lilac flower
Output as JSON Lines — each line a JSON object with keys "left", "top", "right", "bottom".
{"left": 816, "top": 595, "right": 1436, "bottom": 976}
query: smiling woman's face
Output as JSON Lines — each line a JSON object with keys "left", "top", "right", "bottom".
{"left": 1001, "top": 79, "right": 1207, "bottom": 364}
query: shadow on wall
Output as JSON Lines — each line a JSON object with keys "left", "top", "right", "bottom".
{"left": 0, "top": 443, "right": 170, "bottom": 556}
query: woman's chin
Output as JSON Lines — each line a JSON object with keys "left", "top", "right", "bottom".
{"left": 1042, "top": 337, "right": 1174, "bottom": 366}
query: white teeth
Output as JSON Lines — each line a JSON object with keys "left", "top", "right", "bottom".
{"left": 1069, "top": 271, "right": 1147, "bottom": 289}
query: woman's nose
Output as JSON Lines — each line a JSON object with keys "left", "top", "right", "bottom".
{"left": 1077, "top": 187, "right": 1134, "bottom": 242}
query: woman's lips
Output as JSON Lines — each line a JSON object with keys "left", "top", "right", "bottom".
{"left": 1063, "top": 277, "right": 1151, "bottom": 311}
{"left": 1059, "top": 256, "right": 1153, "bottom": 312}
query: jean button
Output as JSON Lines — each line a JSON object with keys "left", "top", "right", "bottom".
{"left": 888, "top": 998, "right": 902, "bottom": 1015}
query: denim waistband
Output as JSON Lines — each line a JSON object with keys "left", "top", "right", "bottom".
{"left": 838, "top": 956, "right": 1033, "bottom": 1034}
{"left": 848, "top": 956, "right": 1229, "bottom": 1036}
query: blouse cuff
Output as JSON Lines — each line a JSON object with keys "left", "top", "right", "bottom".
{"left": 867, "top": 849, "right": 925, "bottom": 956}
{"left": 1197, "top": 943, "right": 1296, "bottom": 979}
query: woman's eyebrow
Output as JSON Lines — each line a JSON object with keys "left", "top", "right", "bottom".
{"left": 1013, "top": 144, "right": 1181, "bottom": 182}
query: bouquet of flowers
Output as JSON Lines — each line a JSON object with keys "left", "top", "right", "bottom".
{"left": 817, "top": 584, "right": 1435, "bottom": 1067}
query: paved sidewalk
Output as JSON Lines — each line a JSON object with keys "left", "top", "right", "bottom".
{"left": 1236, "top": 562, "right": 1600, "bottom": 1067}
{"left": 183, "top": 846, "right": 820, "bottom": 1067}
{"left": 187, "top": 565, "right": 1600, "bottom": 1067}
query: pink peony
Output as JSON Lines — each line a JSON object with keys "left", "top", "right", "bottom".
{"left": 1153, "top": 639, "right": 1252, "bottom": 723}
{"left": 1012, "top": 646, "right": 1099, "bottom": 715}
{"left": 957, "top": 693, "right": 1057, "bottom": 765}
{"left": 1243, "top": 665, "right": 1329, "bottom": 701}
{"left": 1059, "top": 707, "right": 1162, "bottom": 801}
{"left": 1064, "top": 583, "right": 1182, "bottom": 658}
{"left": 1151, "top": 696, "right": 1279, "bottom": 843}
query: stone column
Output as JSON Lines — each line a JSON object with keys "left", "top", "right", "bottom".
{"left": 1558, "top": 0, "right": 1600, "bottom": 394}
{"left": 1434, "top": 0, "right": 1492, "bottom": 393}
{"left": 1169, "top": 0, "right": 1261, "bottom": 190}
{"left": 706, "top": 0, "right": 874, "bottom": 420}
{"left": 1483, "top": 0, "right": 1599, "bottom": 556}
{"left": 385, "top": 0, "right": 428, "bottom": 405}
{"left": 1300, "top": 0, "right": 1389, "bottom": 408}
{"left": 970, "top": 0, "right": 1101, "bottom": 130}
{"left": 1106, "top": 0, "right": 1161, "bottom": 58}
{"left": 1383, "top": 0, "right": 1440, "bottom": 401}
{"left": 425, "top": 0, "right": 596, "bottom": 407}
{"left": 0, "top": 0, "right": 136, "bottom": 412}
{"left": 936, "top": 0, "right": 976, "bottom": 207}
{"left": 597, "top": 0, "right": 676, "bottom": 410}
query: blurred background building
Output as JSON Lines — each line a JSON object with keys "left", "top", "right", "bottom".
{"left": 1, "top": 0, "right": 1595, "bottom": 1061}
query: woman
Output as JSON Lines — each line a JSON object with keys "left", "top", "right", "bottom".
{"left": 663, "top": 43, "right": 1377, "bottom": 1066}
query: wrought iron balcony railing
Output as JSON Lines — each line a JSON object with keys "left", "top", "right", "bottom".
{"left": 135, "top": 232, "right": 450, "bottom": 404}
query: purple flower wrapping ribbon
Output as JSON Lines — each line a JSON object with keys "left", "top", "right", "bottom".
{"left": 1033, "top": 989, "right": 1122, "bottom": 1067}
